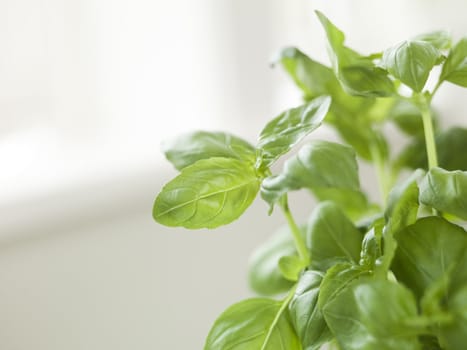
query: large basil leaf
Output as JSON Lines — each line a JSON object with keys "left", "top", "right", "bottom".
{"left": 440, "top": 37, "right": 467, "bottom": 87}
{"left": 306, "top": 202, "right": 363, "bottom": 271}
{"left": 257, "top": 96, "right": 331, "bottom": 168}
{"left": 419, "top": 167, "right": 467, "bottom": 220}
{"left": 396, "top": 128, "right": 467, "bottom": 172}
{"left": 288, "top": 271, "right": 332, "bottom": 350}
{"left": 276, "top": 47, "right": 339, "bottom": 100}
{"left": 248, "top": 226, "right": 303, "bottom": 296}
{"left": 162, "top": 131, "right": 256, "bottom": 170}
{"left": 322, "top": 279, "right": 421, "bottom": 350}
{"left": 392, "top": 217, "right": 467, "bottom": 299}
{"left": 382, "top": 40, "right": 440, "bottom": 92}
{"left": 204, "top": 298, "right": 301, "bottom": 350}
{"left": 153, "top": 157, "right": 259, "bottom": 229}
{"left": 316, "top": 11, "right": 394, "bottom": 97}
{"left": 261, "top": 140, "right": 359, "bottom": 206}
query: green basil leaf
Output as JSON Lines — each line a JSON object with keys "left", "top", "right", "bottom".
{"left": 419, "top": 336, "right": 443, "bottom": 350}
{"left": 162, "top": 131, "right": 256, "bottom": 170}
{"left": 153, "top": 157, "right": 259, "bottom": 229}
{"left": 322, "top": 279, "right": 421, "bottom": 350}
{"left": 439, "top": 285, "right": 467, "bottom": 349}
{"left": 248, "top": 226, "right": 303, "bottom": 296}
{"left": 413, "top": 30, "right": 452, "bottom": 50}
{"left": 382, "top": 40, "right": 440, "bottom": 92}
{"left": 288, "top": 271, "right": 333, "bottom": 350}
{"left": 306, "top": 202, "right": 363, "bottom": 271}
{"left": 204, "top": 298, "right": 301, "bottom": 350}
{"left": 276, "top": 47, "right": 339, "bottom": 100}
{"left": 440, "top": 37, "right": 467, "bottom": 87}
{"left": 392, "top": 217, "right": 467, "bottom": 299}
{"left": 318, "top": 263, "right": 370, "bottom": 312}
{"left": 315, "top": 11, "right": 394, "bottom": 97}
{"left": 419, "top": 167, "right": 467, "bottom": 219}
{"left": 278, "top": 255, "right": 305, "bottom": 282}
{"left": 261, "top": 140, "right": 359, "bottom": 206}
{"left": 257, "top": 96, "right": 331, "bottom": 168}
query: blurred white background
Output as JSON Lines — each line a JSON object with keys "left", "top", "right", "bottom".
{"left": 1, "top": 0, "right": 467, "bottom": 349}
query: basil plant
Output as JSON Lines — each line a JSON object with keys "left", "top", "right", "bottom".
{"left": 153, "top": 11, "right": 467, "bottom": 350}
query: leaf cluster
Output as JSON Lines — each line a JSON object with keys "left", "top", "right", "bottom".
{"left": 153, "top": 11, "right": 467, "bottom": 350}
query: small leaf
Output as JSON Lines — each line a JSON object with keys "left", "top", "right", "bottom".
{"left": 261, "top": 140, "right": 360, "bottom": 206}
{"left": 288, "top": 271, "right": 333, "bottom": 350}
{"left": 359, "top": 220, "right": 383, "bottom": 269}
{"left": 276, "top": 47, "right": 339, "bottom": 100}
{"left": 382, "top": 40, "right": 440, "bottom": 92}
{"left": 419, "top": 167, "right": 467, "bottom": 220}
{"left": 162, "top": 131, "right": 256, "bottom": 170}
{"left": 322, "top": 279, "right": 421, "bottom": 350}
{"left": 306, "top": 202, "right": 363, "bottom": 271}
{"left": 257, "top": 96, "right": 331, "bottom": 168}
{"left": 392, "top": 216, "right": 467, "bottom": 299}
{"left": 248, "top": 226, "right": 303, "bottom": 296}
{"left": 278, "top": 255, "right": 305, "bottom": 282}
{"left": 204, "top": 298, "right": 301, "bottom": 350}
{"left": 413, "top": 30, "right": 452, "bottom": 50}
{"left": 153, "top": 157, "right": 259, "bottom": 229}
{"left": 440, "top": 37, "right": 467, "bottom": 87}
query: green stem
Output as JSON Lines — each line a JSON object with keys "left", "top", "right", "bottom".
{"left": 370, "top": 141, "right": 390, "bottom": 205}
{"left": 280, "top": 196, "right": 310, "bottom": 264}
{"left": 417, "top": 94, "right": 438, "bottom": 169}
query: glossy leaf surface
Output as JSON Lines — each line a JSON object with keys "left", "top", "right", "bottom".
{"left": 154, "top": 158, "right": 259, "bottom": 229}
{"left": 257, "top": 96, "right": 331, "bottom": 168}
{"left": 204, "top": 298, "right": 301, "bottom": 350}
